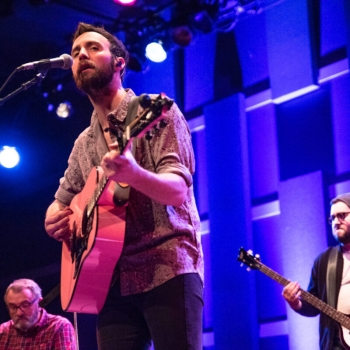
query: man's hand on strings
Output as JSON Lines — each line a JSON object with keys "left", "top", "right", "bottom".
{"left": 101, "top": 142, "right": 140, "bottom": 185}
{"left": 282, "top": 281, "right": 302, "bottom": 310}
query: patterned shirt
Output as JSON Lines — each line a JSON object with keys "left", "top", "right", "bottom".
{"left": 0, "top": 308, "right": 76, "bottom": 350}
{"left": 55, "top": 89, "right": 204, "bottom": 296}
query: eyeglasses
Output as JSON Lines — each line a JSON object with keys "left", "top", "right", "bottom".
{"left": 328, "top": 212, "right": 350, "bottom": 225}
{"left": 7, "top": 298, "right": 38, "bottom": 313}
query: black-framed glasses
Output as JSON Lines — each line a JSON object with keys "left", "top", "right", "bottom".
{"left": 328, "top": 212, "right": 350, "bottom": 225}
{"left": 7, "top": 298, "right": 38, "bottom": 313}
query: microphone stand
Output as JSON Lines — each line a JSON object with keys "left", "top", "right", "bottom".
{"left": 0, "top": 69, "right": 48, "bottom": 107}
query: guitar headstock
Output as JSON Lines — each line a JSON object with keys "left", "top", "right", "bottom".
{"left": 130, "top": 93, "right": 173, "bottom": 140}
{"left": 108, "top": 93, "right": 174, "bottom": 154}
{"left": 237, "top": 247, "right": 262, "bottom": 270}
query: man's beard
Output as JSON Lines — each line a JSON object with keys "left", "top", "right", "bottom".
{"left": 338, "top": 232, "right": 350, "bottom": 245}
{"left": 13, "top": 308, "right": 40, "bottom": 332}
{"left": 74, "top": 58, "right": 115, "bottom": 96}
{"left": 334, "top": 226, "right": 350, "bottom": 245}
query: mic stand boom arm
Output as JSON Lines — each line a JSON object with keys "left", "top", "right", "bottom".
{"left": 0, "top": 70, "right": 48, "bottom": 107}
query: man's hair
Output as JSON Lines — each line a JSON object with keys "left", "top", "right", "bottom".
{"left": 72, "top": 22, "right": 129, "bottom": 81}
{"left": 4, "top": 279, "right": 42, "bottom": 303}
{"left": 331, "top": 193, "right": 350, "bottom": 208}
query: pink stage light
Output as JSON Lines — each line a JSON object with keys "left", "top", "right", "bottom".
{"left": 113, "top": 0, "right": 136, "bottom": 5}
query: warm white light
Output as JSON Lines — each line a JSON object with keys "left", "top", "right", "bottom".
{"left": 145, "top": 42, "right": 167, "bottom": 63}
{"left": 56, "top": 102, "right": 72, "bottom": 118}
{"left": 0, "top": 146, "right": 20, "bottom": 168}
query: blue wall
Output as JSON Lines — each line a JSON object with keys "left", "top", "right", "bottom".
{"left": 2, "top": 1, "right": 350, "bottom": 349}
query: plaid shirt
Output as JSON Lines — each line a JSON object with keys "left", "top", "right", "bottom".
{"left": 0, "top": 308, "right": 76, "bottom": 350}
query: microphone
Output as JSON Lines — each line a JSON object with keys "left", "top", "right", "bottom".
{"left": 17, "top": 54, "right": 73, "bottom": 71}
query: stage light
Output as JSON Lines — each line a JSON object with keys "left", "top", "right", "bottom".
{"left": 56, "top": 101, "right": 72, "bottom": 118}
{"left": 172, "top": 26, "right": 193, "bottom": 47}
{"left": 128, "top": 53, "right": 147, "bottom": 72}
{"left": 113, "top": 0, "right": 136, "bottom": 5}
{"left": 145, "top": 42, "right": 167, "bottom": 63}
{"left": 193, "top": 10, "right": 214, "bottom": 34}
{"left": 0, "top": 146, "right": 20, "bottom": 168}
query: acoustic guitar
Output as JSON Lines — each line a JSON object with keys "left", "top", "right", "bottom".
{"left": 60, "top": 93, "right": 173, "bottom": 314}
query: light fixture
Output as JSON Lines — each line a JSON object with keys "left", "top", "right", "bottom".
{"left": 193, "top": 10, "right": 215, "bottom": 34}
{"left": 145, "top": 42, "right": 167, "bottom": 63}
{"left": 111, "top": 0, "right": 271, "bottom": 70}
{"left": 56, "top": 101, "right": 72, "bottom": 118}
{"left": 0, "top": 146, "right": 20, "bottom": 168}
{"left": 171, "top": 26, "right": 193, "bottom": 47}
{"left": 113, "top": 0, "right": 136, "bottom": 6}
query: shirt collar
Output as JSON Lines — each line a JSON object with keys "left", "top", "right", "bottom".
{"left": 90, "top": 88, "right": 136, "bottom": 130}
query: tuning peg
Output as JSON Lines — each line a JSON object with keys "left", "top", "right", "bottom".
{"left": 153, "top": 123, "right": 161, "bottom": 131}
{"left": 139, "top": 93, "right": 151, "bottom": 109}
{"left": 247, "top": 249, "right": 253, "bottom": 255}
{"left": 145, "top": 131, "right": 153, "bottom": 140}
{"left": 159, "top": 119, "right": 168, "bottom": 128}
{"left": 240, "top": 263, "right": 251, "bottom": 272}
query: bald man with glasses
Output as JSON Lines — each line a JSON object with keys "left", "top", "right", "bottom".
{"left": 282, "top": 193, "right": 350, "bottom": 350}
{"left": 0, "top": 279, "right": 76, "bottom": 349}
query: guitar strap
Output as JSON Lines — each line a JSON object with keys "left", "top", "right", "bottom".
{"left": 39, "top": 283, "right": 60, "bottom": 308}
{"left": 113, "top": 95, "right": 139, "bottom": 206}
{"left": 326, "top": 246, "right": 339, "bottom": 308}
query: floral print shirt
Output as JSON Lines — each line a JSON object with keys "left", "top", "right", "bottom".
{"left": 55, "top": 89, "right": 204, "bottom": 296}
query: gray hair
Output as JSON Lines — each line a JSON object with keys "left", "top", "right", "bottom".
{"left": 4, "top": 279, "right": 42, "bottom": 303}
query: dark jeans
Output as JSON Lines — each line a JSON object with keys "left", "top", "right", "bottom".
{"left": 97, "top": 273, "right": 204, "bottom": 350}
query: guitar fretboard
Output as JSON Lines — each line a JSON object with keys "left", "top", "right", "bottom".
{"left": 259, "top": 264, "right": 350, "bottom": 330}
{"left": 87, "top": 173, "right": 109, "bottom": 218}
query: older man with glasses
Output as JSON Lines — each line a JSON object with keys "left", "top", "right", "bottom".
{"left": 282, "top": 192, "right": 350, "bottom": 350}
{"left": 0, "top": 278, "right": 76, "bottom": 349}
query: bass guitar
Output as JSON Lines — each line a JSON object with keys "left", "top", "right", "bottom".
{"left": 237, "top": 247, "right": 350, "bottom": 349}
{"left": 61, "top": 93, "right": 173, "bottom": 314}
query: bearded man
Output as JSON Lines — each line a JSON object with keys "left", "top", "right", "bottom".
{"left": 282, "top": 193, "right": 350, "bottom": 350}
{"left": 0, "top": 279, "right": 76, "bottom": 349}
{"left": 44, "top": 22, "right": 204, "bottom": 350}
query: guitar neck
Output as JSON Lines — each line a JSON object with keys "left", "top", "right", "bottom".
{"left": 86, "top": 172, "right": 109, "bottom": 218}
{"left": 259, "top": 264, "right": 350, "bottom": 329}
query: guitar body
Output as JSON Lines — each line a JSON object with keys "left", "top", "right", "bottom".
{"left": 61, "top": 166, "right": 125, "bottom": 314}
{"left": 60, "top": 93, "right": 173, "bottom": 314}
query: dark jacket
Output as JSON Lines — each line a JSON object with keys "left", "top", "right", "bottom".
{"left": 296, "top": 246, "right": 343, "bottom": 350}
